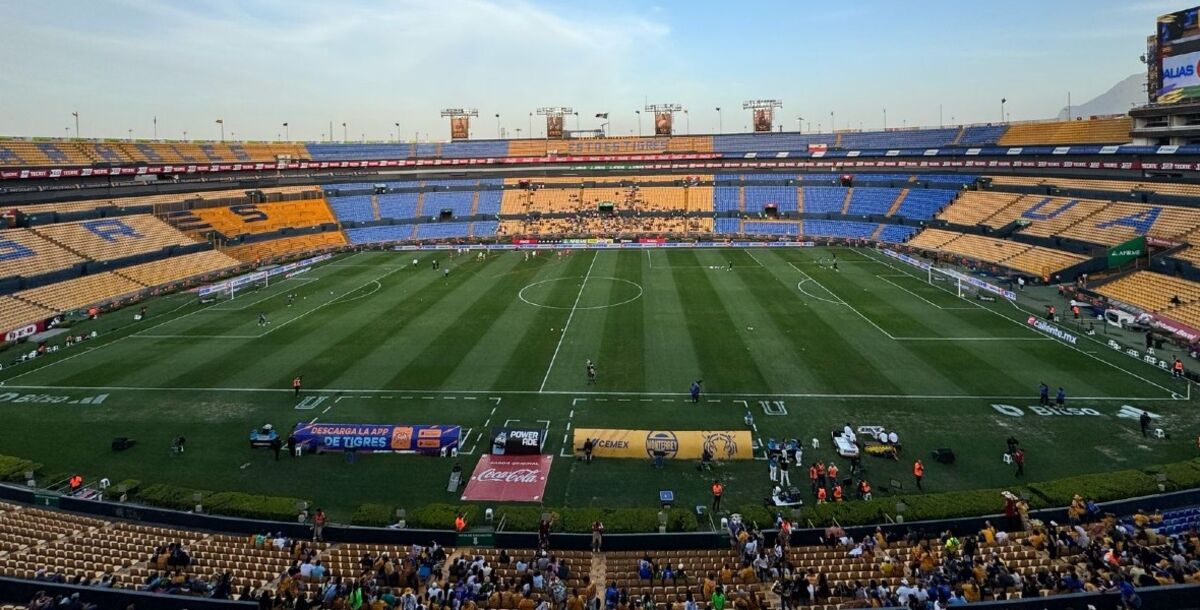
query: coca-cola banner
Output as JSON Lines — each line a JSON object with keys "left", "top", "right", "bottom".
{"left": 461, "top": 454, "right": 553, "bottom": 502}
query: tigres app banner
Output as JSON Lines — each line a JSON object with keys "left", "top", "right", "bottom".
{"left": 573, "top": 429, "right": 753, "bottom": 460}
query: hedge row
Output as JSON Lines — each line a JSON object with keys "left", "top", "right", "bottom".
{"left": 0, "top": 455, "right": 40, "bottom": 483}
{"left": 397, "top": 503, "right": 699, "bottom": 533}
{"left": 136, "top": 483, "right": 309, "bottom": 522}
{"left": 6, "top": 452, "right": 1200, "bottom": 531}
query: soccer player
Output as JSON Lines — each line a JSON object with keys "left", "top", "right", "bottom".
{"left": 292, "top": 375, "right": 302, "bottom": 397}
{"left": 1038, "top": 382, "right": 1049, "bottom": 406}
{"left": 1056, "top": 387, "right": 1066, "bottom": 407}
{"left": 287, "top": 294, "right": 295, "bottom": 307}
{"left": 831, "top": 252, "right": 839, "bottom": 272}
{"left": 586, "top": 360, "right": 597, "bottom": 385}
{"left": 690, "top": 380, "right": 702, "bottom": 403}
{"left": 258, "top": 312, "right": 269, "bottom": 327}
{"left": 727, "top": 261, "right": 733, "bottom": 272}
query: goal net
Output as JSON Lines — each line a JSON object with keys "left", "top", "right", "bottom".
{"left": 925, "top": 264, "right": 1013, "bottom": 302}
{"left": 197, "top": 271, "right": 270, "bottom": 303}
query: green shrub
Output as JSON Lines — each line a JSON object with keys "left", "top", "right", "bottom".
{"left": 136, "top": 484, "right": 307, "bottom": 521}
{"left": 351, "top": 503, "right": 394, "bottom": 527}
{"left": 408, "top": 503, "right": 480, "bottom": 530}
{"left": 0, "top": 454, "right": 40, "bottom": 482}
{"left": 1029, "top": 470, "right": 1159, "bottom": 505}
{"left": 112, "top": 479, "right": 140, "bottom": 496}
{"left": 1146, "top": 459, "right": 1200, "bottom": 490}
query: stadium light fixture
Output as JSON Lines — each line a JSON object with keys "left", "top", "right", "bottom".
{"left": 644, "top": 104, "right": 681, "bottom": 136}
{"left": 215, "top": 118, "right": 224, "bottom": 142}
{"left": 635, "top": 110, "right": 641, "bottom": 136}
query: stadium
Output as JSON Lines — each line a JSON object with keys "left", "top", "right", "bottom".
{"left": 4, "top": 2, "right": 1200, "bottom": 609}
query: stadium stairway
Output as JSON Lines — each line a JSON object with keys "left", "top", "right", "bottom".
{"left": 160, "top": 210, "right": 215, "bottom": 237}
{"left": 796, "top": 187, "right": 804, "bottom": 213}
{"left": 839, "top": 188, "right": 853, "bottom": 215}
{"left": 869, "top": 224, "right": 886, "bottom": 241}
{"left": 885, "top": 190, "right": 908, "bottom": 216}
{"left": 370, "top": 194, "right": 382, "bottom": 221}
{"left": 950, "top": 126, "right": 966, "bottom": 146}
{"left": 738, "top": 188, "right": 745, "bottom": 212}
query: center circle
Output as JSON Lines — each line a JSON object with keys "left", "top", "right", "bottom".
{"left": 518, "top": 276, "right": 644, "bottom": 310}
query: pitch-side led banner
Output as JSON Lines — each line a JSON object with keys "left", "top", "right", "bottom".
{"left": 572, "top": 429, "right": 754, "bottom": 460}
{"left": 292, "top": 423, "right": 460, "bottom": 454}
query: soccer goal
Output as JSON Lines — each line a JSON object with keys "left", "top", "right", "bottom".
{"left": 197, "top": 271, "right": 270, "bottom": 303}
{"left": 925, "top": 265, "right": 1013, "bottom": 302}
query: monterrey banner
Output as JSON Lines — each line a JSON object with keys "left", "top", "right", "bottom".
{"left": 1106, "top": 236, "right": 1146, "bottom": 269}
{"left": 461, "top": 454, "right": 552, "bottom": 502}
{"left": 572, "top": 429, "right": 754, "bottom": 460}
{"left": 291, "top": 423, "right": 460, "bottom": 454}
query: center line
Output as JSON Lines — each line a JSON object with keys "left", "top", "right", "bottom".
{"left": 539, "top": 252, "right": 599, "bottom": 392}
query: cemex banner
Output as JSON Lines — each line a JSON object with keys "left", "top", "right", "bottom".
{"left": 1106, "top": 236, "right": 1146, "bottom": 269}
{"left": 572, "top": 429, "right": 754, "bottom": 460}
{"left": 460, "top": 455, "right": 552, "bottom": 502}
{"left": 291, "top": 423, "right": 460, "bottom": 454}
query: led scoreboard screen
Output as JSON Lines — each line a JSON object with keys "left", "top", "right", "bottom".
{"left": 1157, "top": 6, "right": 1200, "bottom": 103}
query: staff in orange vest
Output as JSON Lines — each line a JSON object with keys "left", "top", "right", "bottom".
{"left": 455, "top": 513, "right": 467, "bottom": 532}
{"left": 293, "top": 375, "right": 302, "bottom": 397}
{"left": 816, "top": 486, "right": 827, "bottom": 504}
{"left": 68, "top": 474, "right": 82, "bottom": 492}
{"left": 859, "top": 479, "right": 872, "bottom": 501}
{"left": 1175, "top": 358, "right": 1185, "bottom": 380}
{"left": 832, "top": 485, "right": 843, "bottom": 502}
{"left": 711, "top": 480, "right": 724, "bottom": 512}
{"left": 913, "top": 460, "right": 924, "bottom": 491}
{"left": 808, "top": 463, "right": 819, "bottom": 495}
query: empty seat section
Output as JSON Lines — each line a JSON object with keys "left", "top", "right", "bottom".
{"left": 745, "top": 186, "right": 800, "bottom": 213}
{"left": 894, "top": 189, "right": 957, "bottom": 220}
{"left": 15, "top": 272, "right": 145, "bottom": 312}
{"left": 846, "top": 188, "right": 901, "bottom": 215}
{"left": 1057, "top": 202, "right": 1200, "bottom": 245}
{"left": 0, "top": 296, "right": 55, "bottom": 333}
{"left": 878, "top": 224, "right": 919, "bottom": 243}
{"left": 956, "top": 125, "right": 1008, "bottom": 146}
{"left": 804, "top": 220, "right": 878, "bottom": 239}
{"left": 840, "top": 128, "right": 959, "bottom": 149}
{"left": 345, "top": 225, "right": 415, "bottom": 244}
{"left": 440, "top": 140, "right": 509, "bottom": 158}
{"left": 32, "top": 216, "right": 196, "bottom": 262}
{"left": 305, "top": 143, "right": 409, "bottom": 161}
{"left": 416, "top": 222, "right": 472, "bottom": 240}
{"left": 993, "top": 196, "right": 1104, "bottom": 233}
{"left": 472, "top": 221, "right": 499, "bottom": 237}
{"left": 801, "top": 187, "right": 848, "bottom": 213}
{"left": 377, "top": 193, "right": 421, "bottom": 220}
{"left": 743, "top": 221, "right": 801, "bottom": 237}
{"left": 0, "top": 230, "right": 86, "bottom": 279}
{"left": 114, "top": 250, "right": 240, "bottom": 286}
{"left": 997, "top": 117, "right": 1131, "bottom": 145}
{"left": 714, "top": 186, "right": 740, "bottom": 212}
{"left": 715, "top": 218, "right": 741, "bottom": 234}
{"left": 191, "top": 199, "right": 335, "bottom": 238}
{"left": 222, "top": 232, "right": 346, "bottom": 262}
{"left": 1095, "top": 271, "right": 1200, "bottom": 314}
{"left": 327, "top": 195, "right": 376, "bottom": 223}
{"left": 421, "top": 191, "right": 474, "bottom": 218}
{"left": 475, "top": 190, "right": 502, "bottom": 215}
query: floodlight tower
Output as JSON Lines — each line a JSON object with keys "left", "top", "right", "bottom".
{"left": 644, "top": 103, "right": 682, "bottom": 136}
{"left": 743, "top": 99, "right": 783, "bottom": 132}
{"left": 440, "top": 108, "right": 479, "bottom": 139}
{"left": 536, "top": 107, "right": 574, "bottom": 138}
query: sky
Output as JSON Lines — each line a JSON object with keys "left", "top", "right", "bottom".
{"left": 0, "top": 0, "right": 1183, "bottom": 142}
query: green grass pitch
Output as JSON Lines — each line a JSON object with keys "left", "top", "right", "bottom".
{"left": 0, "top": 246, "right": 1195, "bottom": 521}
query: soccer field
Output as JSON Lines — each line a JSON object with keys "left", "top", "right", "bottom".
{"left": 0, "top": 246, "right": 1195, "bottom": 520}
